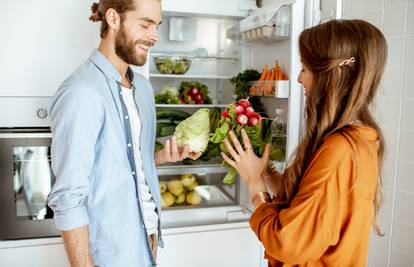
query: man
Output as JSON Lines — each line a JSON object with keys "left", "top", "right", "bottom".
{"left": 48, "top": 1, "right": 199, "bottom": 266}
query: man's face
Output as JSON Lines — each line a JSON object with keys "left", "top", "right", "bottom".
{"left": 115, "top": 0, "right": 162, "bottom": 66}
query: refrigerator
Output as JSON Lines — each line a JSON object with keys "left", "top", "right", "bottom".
{"left": 0, "top": 0, "right": 343, "bottom": 266}
{"left": 140, "top": 1, "right": 310, "bottom": 266}
{"left": 141, "top": 0, "right": 304, "bottom": 228}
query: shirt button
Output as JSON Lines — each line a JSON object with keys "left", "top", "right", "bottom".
{"left": 125, "top": 115, "right": 129, "bottom": 120}
{"left": 132, "top": 171, "right": 136, "bottom": 175}
{"left": 127, "top": 143, "right": 132, "bottom": 147}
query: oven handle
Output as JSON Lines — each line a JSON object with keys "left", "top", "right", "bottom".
{"left": 0, "top": 132, "right": 52, "bottom": 139}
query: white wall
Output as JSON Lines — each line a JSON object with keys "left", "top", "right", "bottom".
{"left": 343, "top": 0, "right": 414, "bottom": 266}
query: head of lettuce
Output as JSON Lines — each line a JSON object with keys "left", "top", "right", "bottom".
{"left": 174, "top": 108, "right": 210, "bottom": 153}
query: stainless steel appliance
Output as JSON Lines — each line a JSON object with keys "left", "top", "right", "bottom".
{"left": 0, "top": 128, "right": 59, "bottom": 240}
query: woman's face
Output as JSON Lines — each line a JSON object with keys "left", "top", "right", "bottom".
{"left": 297, "top": 61, "right": 313, "bottom": 96}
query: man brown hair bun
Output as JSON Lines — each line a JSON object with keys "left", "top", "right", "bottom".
{"left": 89, "top": 2, "right": 101, "bottom": 22}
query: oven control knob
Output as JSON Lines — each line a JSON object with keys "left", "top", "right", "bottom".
{"left": 36, "top": 108, "right": 48, "bottom": 119}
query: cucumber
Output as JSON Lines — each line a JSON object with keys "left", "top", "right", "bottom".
{"left": 156, "top": 109, "right": 191, "bottom": 121}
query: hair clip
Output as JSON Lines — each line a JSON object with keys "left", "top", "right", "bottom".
{"left": 339, "top": 57, "right": 356, "bottom": 66}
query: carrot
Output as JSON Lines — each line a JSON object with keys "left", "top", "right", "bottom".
{"left": 265, "top": 68, "right": 272, "bottom": 80}
{"left": 259, "top": 64, "right": 268, "bottom": 80}
{"left": 277, "top": 66, "right": 284, "bottom": 80}
{"left": 269, "top": 68, "right": 276, "bottom": 80}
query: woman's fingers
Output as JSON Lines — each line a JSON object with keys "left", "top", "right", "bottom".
{"left": 224, "top": 138, "right": 240, "bottom": 161}
{"left": 263, "top": 144, "right": 271, "bottom": 161}
{"left": 221, "top": 152, "right": 238, "bottom": 170}
{"left": 229, "top": 131, "right": 244, "bottom": 154}
{"left": 241, "top": 129, "right": 253, "bottom": 152}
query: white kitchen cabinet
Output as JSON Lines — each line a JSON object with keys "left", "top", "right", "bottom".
{"left": 0, "top": 238, "right": 70, "bottom": 267}
{"left": 1, "top": 1, "right": 100, "bottom": 97}
{"left": 162, "top": 0, "right": 256, "bottom": 18}
{"left": 158, "top": 222, "right": 262, "bottom": 267}
{"left": 0, "top": 222, "right": 262, "bottom": 267}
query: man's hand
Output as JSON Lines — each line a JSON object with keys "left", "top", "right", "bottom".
{"left": 155, "top": 136, "right": 202, "bottom": 166}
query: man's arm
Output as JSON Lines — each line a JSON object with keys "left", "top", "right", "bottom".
{"left": 62, "top": 226, "right": 95, "bottom": 267}
{"left": 48, "top": 84, "right": 103, "bottom": 266}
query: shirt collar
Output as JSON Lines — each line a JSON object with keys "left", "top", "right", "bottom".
{"left": 88, "top": 49, "right": 135, "bottom": 84}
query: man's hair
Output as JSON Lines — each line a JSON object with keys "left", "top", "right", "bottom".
{"left": 89, "top": 1, "right": 136, "bottom": 39}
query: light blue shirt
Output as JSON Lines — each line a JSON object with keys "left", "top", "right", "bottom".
{"left": 48, "top": 49, "right": 162, "bottom": 267}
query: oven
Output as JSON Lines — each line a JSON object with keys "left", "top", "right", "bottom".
{"left": 0, "top": 128, "right": 59, "bottom": 240}
{"left": 0, "top": 97, "right": 60, "bottom": 240}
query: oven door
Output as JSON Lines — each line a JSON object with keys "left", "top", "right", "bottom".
{"left": 0, "top": 128, "right": 59, "bottom": 240}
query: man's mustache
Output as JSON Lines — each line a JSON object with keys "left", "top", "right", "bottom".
{"left": 135, "top": 40, "right": 155, "bottom": 47}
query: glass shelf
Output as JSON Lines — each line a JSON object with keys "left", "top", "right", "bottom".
{"left": 156, "top": 163, "right": 227, "bottom": 176}
{"left": 150, "top": 52, "right": 239, "bottom": 62}
{"left": 155, "top": 104, "right": 227, "bottom": 109}
{"left": 149, "top": 73, "right": 233, "bottom": 79}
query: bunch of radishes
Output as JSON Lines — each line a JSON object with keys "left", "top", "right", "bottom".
{"left": 181, "top": 87, "right": 202, "bottom": 104}
{"left": 221, "top": 99, "right": 261, "bottom": 127}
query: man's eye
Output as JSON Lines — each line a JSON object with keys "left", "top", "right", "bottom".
{"left": 141, "top": 24, "right": 149, "bottom": 29}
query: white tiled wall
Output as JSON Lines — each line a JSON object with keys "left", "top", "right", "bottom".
{"left": 343, "top": 0, "right": 414, "bottom": 266}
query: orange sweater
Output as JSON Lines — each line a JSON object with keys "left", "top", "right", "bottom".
{"left": 250, "top": 125, "right": 379, "bottom": 267}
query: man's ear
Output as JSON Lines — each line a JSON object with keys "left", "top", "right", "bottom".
{"left": 105, "top": 8, "right": 121, "bottom": 31}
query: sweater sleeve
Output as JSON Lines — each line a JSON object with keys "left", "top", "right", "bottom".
{"left": 249, "top": 137, "right": 353, "bottom": 264}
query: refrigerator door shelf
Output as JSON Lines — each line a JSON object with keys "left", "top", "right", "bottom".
{"left": 161, "top": 205, "right": 249, "bottom": 228}
{"left": 249, "top": 80, "right": 290, "bottom": 98}
{"left": 157, "top": 163, "right": 228, "bottom": 176}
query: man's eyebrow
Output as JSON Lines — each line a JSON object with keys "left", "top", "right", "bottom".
{"left": 139, "top": 17, "right": 163, "bottom": 26}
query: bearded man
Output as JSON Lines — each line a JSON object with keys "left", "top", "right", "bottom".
{"left": 48, "top": 1, "right": 199, "bottom": 266}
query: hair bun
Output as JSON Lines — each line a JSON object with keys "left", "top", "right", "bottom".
{"left": 89, "top": 2, "right": 101, "bottom": 22}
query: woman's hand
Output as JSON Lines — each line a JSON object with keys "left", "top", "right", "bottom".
{"left": 221, "top": 129, "right": 271, "bottom": 195}
{"left": 155, "top": 136, "right": 202, "bottom": 166}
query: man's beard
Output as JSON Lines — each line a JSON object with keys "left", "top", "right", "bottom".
{"left": 115, "top": 23, "right": 152, "bottom": 66}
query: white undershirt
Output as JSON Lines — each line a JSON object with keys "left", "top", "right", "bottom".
{"left": 121, "top": 86, "right": 158, "bottom": 235}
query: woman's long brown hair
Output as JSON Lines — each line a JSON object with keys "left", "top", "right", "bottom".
{"left": 274, "top": 20, "right": 387, "bottom": 235}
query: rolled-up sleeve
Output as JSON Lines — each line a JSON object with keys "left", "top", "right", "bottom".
{"left": 48, "top": 80, "right": 103, "bottom": 231}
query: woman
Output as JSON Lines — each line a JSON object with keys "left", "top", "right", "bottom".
{"left": 222, "top": 19, "right": 386, "bottom": 266}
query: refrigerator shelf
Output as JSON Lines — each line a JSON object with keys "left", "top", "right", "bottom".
{"left": 155, "top": 104, "right": 227, "bottom": 109}
{"left": 161, "top": 204, "right": 248, "bottom": 229}
{"left": 150, "top": 52, "right": 239, "bottom": 62}
{"left": 149, "top": 73, "right": 233, "bottom": 79}
{"left": 156, "top": 163, "right": 228, "bottom": 176}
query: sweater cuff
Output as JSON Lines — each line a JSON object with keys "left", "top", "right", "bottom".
{"left": 249, "top": 202, "right": 279, "bottom": 241}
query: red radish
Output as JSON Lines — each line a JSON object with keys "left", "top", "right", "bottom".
{"left": 250, "top": 112, "right": 261, "bottom": 119}
{"left": 248, "top": 116, "right": 260, "bottom": 126}
{"left": 190, "top": 88, "right": 199, "bottom": 96}
{"left": 235, "top": 105, "right": 245, "bottom": 115}
{"left": 194, "top": 94, "right": 202, "bottom": 102}
{"left": 187, "top": 95, "right": 193, "bottom": 102}
{"left": 238, "top": 99, "right": 250, "bottom": 108}
{"left": 244, "top": 107, "right": 255, "bottom": 117}
{"left": 197, "top": 99, "right": 204, "bottom": 104}
{"left": 221, "top": 110, "right": 229, "bottom": 118}
{"left": 236, "top": 114, "right": 248, "bottom": 125}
